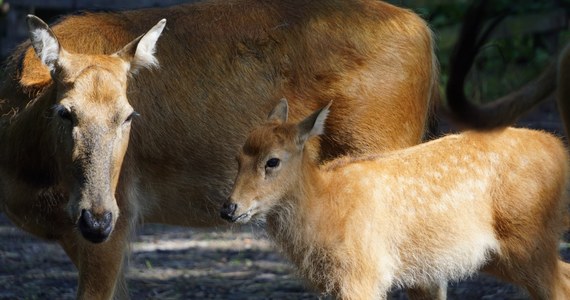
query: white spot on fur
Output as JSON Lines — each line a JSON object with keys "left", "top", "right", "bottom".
{"left": 519, "top": 157, "right": 529, "bottom": 168}
{"left": 488, "top": 152, "right": 500, "bottom": 165}
{"left": 429, "top": 171, "right": 443, "bottom": 180}
{"left": 449, "top": 155, "right": 458, "bottom": 164}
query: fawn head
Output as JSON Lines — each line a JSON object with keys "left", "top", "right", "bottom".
{"left": 221, "top": 99, "right": 331, "bottom": 223}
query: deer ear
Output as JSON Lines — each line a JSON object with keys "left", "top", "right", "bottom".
{"left": 27, "top": 15, "right": 61, "bottom": 74}
{"left": 268, "top": 98, "right": 289, "bottom": 123}
{"left": 297, "top": 101, "right": 332, "bottom": 144}
{"left": 116, "top": 19, "right": 166, "bottom": 73}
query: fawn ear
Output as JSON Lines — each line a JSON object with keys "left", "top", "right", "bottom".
{"left": 116, "top": 19, "right": 166, "bottom": 73}
{"left": 27, "top": 15, "right": 62, "bottom": 74}
{"left": 297, "top": 101, "right": 332, "bottom": 145}
{"left": 268, "top": 98, "right": 289, "bottom": 123}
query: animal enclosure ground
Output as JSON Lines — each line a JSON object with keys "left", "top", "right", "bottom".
{"left": 0, "top": 215, "right": 541, "bottom": 300}
{"left": 1, "top": 96, "right": 569, "bottom": 300}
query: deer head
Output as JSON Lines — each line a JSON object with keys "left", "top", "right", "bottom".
{"left": 26, "top": 15, "right": 166, "bottom": 243}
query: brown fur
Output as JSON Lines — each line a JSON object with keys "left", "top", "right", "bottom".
{"left": 226, "top": 101, "right": 570, "bottom": 300}
{"left": 0, "top": 0, "right": 438, "bottom": 299}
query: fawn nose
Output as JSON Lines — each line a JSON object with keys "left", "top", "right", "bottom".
{"left": 220, "top": 202, "right": 237, "bottom": 221}
{"left": 78, "top": 209, "right": 113, "bottom": 243}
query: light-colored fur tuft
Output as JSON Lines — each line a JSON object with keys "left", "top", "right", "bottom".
{"left": 131, "top": 19, "right": 166, "bottom": 71}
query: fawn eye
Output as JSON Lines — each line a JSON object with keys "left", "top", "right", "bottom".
{"left": 265, "top": 158, "right": 281, "bottom": 169}
{"left": 125, "top": 111, "right": 140, "bottom": 124}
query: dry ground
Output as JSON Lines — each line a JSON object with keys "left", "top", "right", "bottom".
{"left": 0, "top": 216, "right": 540, "bottom": 300}
{"left": 0, "top": 96, "right": 568, "bottom": 300}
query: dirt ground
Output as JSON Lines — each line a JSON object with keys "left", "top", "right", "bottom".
{"left": 0, "top": 96, "right": 568, "bottom": 300}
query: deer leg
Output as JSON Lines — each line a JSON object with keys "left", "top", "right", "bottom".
{"left": 406, "top": 282, "right": 447, "bottom": 300}
{"left": 521, "top": 259, "right": 570, "bottom": 300}
{"left": 484, "top": 240, "right": 567, "bottom": 300}
{"left": 553, "top": 260, "right": 570, "bottom": 299}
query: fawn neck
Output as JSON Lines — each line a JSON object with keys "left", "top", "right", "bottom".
{"left": 266, "top": 148, "right": 335, "bottom": 249}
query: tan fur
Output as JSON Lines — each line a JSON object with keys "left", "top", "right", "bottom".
{"left": 0, "top": 1, "right": 439, "bottom": 299}
{"left": 226, "top": 102, "right": 570, "bottom": 300}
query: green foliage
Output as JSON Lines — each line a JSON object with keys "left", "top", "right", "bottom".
{"left": 401, "top": 0, "right": 569, "bottom": 103}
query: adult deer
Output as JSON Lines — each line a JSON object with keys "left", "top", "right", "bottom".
{"left": 222, "top": 99, "right": 570, "bottom": 299}
{"left": 1, "top": 15, "right": 167, "bottom": 299}
{"left": 0, "top": 0, "right": 438, "bottom": 298}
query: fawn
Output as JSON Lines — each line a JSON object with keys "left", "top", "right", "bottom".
{"left": 221, "top": 99, "right": 570, "bottom": 300}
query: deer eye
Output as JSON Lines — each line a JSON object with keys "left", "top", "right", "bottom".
{"left": 125, "top": 111, "right": 140, "bottom": 124}
{"left": 54, "top": 105, "right": 74, "bottom": 125}
{"left": 265, "top": 158, "right": 281, "bottom": 169}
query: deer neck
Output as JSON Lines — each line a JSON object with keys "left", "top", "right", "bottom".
{"left": 266, "top": 150, "right": 330, "bottom": 249}
{"left": 0, "top": 86, "right": 60, "bottom": 188}
{"left": 264, "top": 151, "right": 342, "bottom": 289}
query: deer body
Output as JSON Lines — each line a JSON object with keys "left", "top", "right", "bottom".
{"left": 224, "top": 100, "right": 570, "bottom": 299}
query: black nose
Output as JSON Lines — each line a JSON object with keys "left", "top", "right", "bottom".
{"left": 220, "top": 202, "right": 237, "bottom": 221}
{"left": 77, "top": 209, "right": 113, "bottom": 243}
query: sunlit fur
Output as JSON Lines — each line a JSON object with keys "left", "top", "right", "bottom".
{"left": 0, "top": 1, "right": 439, "bottom": 298}
{"left": 229, "top": 104, "right": 570, "bottom": 300}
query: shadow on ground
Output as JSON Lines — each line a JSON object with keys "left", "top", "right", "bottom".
{"left": 0, "top": 214, "right": 535, "bottom": 300}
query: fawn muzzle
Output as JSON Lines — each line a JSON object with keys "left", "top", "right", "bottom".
{"left": 220, "top": 202, "right": 238, "bottom": 222}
